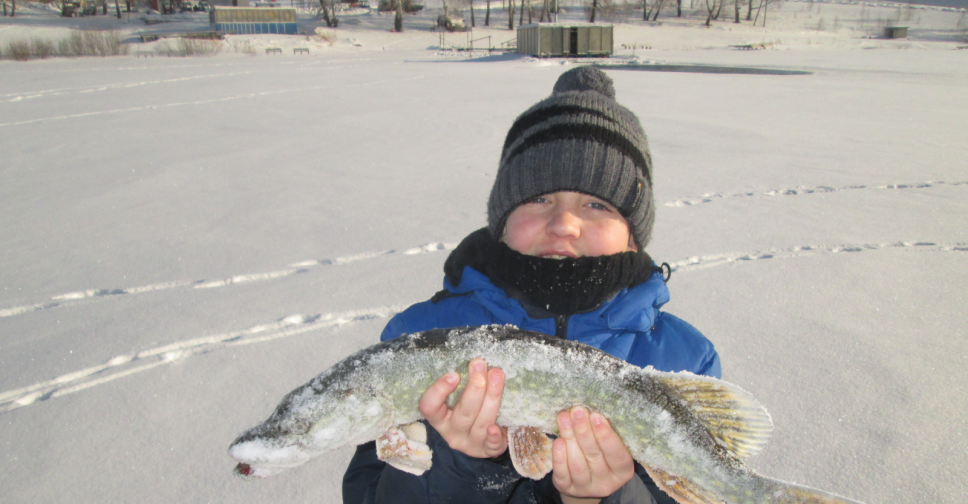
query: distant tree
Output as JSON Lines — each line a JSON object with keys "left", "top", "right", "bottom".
{"left": 320, "top": 0, "right": 339, "bottom": 27}
{"left": 703, "top": 0, "right": 717, "bottom": 26}
{"left": 588, "top": 0, "right": 597, "bottom": 22}
{"left": 395, "top": 0, "right": 403, "bottom": 31}
{"left": 485, "top": 0, "right": 490, "bottom": 25}
{"left": 646, "top": 0, "right": 665, "bottom": 21}
{"left": 115, "top": 0, "right": 121, "bottom": 18}
{"left": 508, "top": 0, "right": 514, "bottom": 30}
{"left": 752, "top": 0, "right": 772, "bottom": 26}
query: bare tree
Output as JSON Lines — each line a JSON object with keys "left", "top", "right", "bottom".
{"left": 320, "top": 0, "right": 339, "bottom": 27}
{"left": 485, "top": 0, "right": 490, "bottom": 25}
{"left": 703, "top": 0, "right": 718, "bottom": 26}
{"left": 647, "top": 0, "right": 665, "bottom": 21}
{"left": 469, "top": 0, "right": 475, "bottom": 27}
{"left": 589, "top": 0, "right": 597, "bottom": 22}
{"left": 115, "top": 0, "right": 121, "bottom": 18}
{"left": 395, "top": 0, "right": 403, "bottom": 31}
{"left": 752, "top": 0, "right": 772, "bottom": 26}
{"left": 508, "top": 0, "right": 514, "bottom": 30}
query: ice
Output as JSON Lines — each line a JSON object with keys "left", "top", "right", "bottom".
{"left": 1, "top": 2, "right": 966, "bottom": 503}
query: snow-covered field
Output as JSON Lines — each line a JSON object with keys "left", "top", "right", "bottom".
{"left": 2, "top": 1, "right": 967, "bottom": 502}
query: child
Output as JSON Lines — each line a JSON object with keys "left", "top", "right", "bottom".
{"left": 343, "top": 67, "right": 720, "bottom": 504}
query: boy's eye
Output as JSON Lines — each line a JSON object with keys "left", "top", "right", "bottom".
{"left": 527, "top": 196, "right": 548, "bottom": 204}
{"left": 587, "top": 201, "right": 611, "bottom": 211}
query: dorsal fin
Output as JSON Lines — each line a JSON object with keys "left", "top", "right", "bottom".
{"left": 656, "top": 373, "right": 773, "bottom": 459}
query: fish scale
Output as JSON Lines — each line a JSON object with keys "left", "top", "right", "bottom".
{"left": 229, "top": 325, "right": 863, "bottom": 504}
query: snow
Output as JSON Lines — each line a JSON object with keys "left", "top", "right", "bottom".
{"left": 1, "top": 0, "right": 967, "bottom": 502}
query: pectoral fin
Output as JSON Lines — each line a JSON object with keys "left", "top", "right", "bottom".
{"left": 376, "top": 422, "right": 433, "bottom": 476}
{"left": 642, "top": 464, "right": 719, "bottom": 504}
{"left": 507, "top": 425, "right": 554, "bottom": 480}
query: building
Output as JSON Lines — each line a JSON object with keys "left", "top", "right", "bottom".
{"left": 516, "top": 23, "right": 613, "bottom": 57}
{"left": 210, "top": 6, "right": 298, "bottom": 34}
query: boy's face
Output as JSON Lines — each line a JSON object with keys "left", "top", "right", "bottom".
{"left": 501, "top": 191, "right": 637, "bottom": 258}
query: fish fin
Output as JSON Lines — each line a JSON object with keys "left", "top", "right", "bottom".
{"left": 642, "top": 464, "right": 720, "bottom": 504}
{"left": 507, "top": 425, "right": 554, "bottom": 480}
{"left": 657, "top": 373, "right": 773, "bottom": 459}
{"left": 376, "top": 423, "right": 433, "bottom": 476}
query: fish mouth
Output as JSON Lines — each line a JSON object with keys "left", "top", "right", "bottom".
{"left": 234, "top": 463, "right": 257, "bottom": 478}
{"left": 233, "top": 462, "right": 280, "bottom": 479}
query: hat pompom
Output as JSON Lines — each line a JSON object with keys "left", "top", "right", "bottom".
{"left": 552, "top": 67, "right": 616, "bottom": 99}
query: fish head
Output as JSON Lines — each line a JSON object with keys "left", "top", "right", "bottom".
{"left": 228, "top": 385, "right": 390, "bottom": 479}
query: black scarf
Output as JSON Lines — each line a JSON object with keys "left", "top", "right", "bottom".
{"left": 444, "top": 228, "right": 658, "bottom": 315}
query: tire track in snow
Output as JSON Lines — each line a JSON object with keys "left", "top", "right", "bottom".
{"left": 664, "top": 180, "right": 968, "bottom": 207}
{"left": 0, "top": 305, "right": 407, "bottom": 414}
{"left": 2, "top": 240, "right": 965, "bottom": 414}
{"left": 0, "top": 243, "right": 456, "bottom": 319}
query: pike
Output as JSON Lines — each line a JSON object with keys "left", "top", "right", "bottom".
{"left": 229, "top": 325, "right": 863, "bottom": 504}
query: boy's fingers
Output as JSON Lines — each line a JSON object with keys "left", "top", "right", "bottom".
{"left": 556, "top": 409, "right": 593, "bottom": 487}
{"left": 450, "top": 359, "right": 488, "bottom": 431}
{"left": 551, "top": 433, "right": 572, "bottom": 489}
{"left": 419, "top": 371, "right": 460, "bottom": 426}
{"left": 483, "top": 424, "right": 508, "bottom": 457}
{"left": 569, "top": 407, "right": 605, "bottom": 467}
{"left": 590, "top": 412, "right": 634, "bottom": 473}
{"left": 476, "top": 367, "right": 505, "bottom": 425}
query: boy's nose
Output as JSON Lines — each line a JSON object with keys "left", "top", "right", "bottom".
{"left": 546, "top": 208, "right": 581, "bottom": 238}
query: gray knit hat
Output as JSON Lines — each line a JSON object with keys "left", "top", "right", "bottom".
{"left": 487, "top": 66, "right": 655, "bottom": 249}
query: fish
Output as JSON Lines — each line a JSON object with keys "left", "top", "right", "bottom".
{"left": 228, "top": 325, "right": 864, "bottom": 504}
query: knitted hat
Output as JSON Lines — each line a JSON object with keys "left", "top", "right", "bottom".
{"left": 487, "top": 66, "right": 655, "bottom": 249}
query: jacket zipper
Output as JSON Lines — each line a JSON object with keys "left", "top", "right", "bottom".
{"left": 555, "top": 314, "right": 569, "bottom": 338}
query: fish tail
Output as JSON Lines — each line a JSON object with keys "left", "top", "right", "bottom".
{"left": 644, "top": 465, "right": 864, "bottom": 504}
{"left": 758, "top": 475, "right": 865, "bottom": 504}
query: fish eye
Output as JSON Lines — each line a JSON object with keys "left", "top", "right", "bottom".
{"left": 289, "top": 420, "right": 310, "bottom": 435}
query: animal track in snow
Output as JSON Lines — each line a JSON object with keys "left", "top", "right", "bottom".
{"left": 0, "top": 305, "right": 407, "bottom": 414}
{"left": 669, "top": 241, "right": 968, "bottom": 273}
{"left": 3, "top": 239, "right": 964, "bottom": 413}
{"left": 0, "top": 244, "right": 453, "bottom": 319}
{"left": 1, "top": 71, "right": 254, "bottom": 103}
{"left": 664, "top": 180, "right": 968, "bottom": 207}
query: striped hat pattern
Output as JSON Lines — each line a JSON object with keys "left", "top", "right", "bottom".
{"left": 487, "top": 66, "right": 655, "bottom": 249}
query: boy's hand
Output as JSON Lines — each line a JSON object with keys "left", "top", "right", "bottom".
{"left": 419, "top": 358, "right": 508, "bottom": 459}
{"left": 552, "top": 407, "right": 635, "bottom": 504}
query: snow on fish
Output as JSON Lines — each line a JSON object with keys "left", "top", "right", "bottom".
{"left": 228, "top": 325, "right": 863, "bottom": 504}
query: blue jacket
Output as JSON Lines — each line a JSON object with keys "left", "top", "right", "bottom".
{"left": 343, "top": 260, "right": 720, "bottom": 504}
